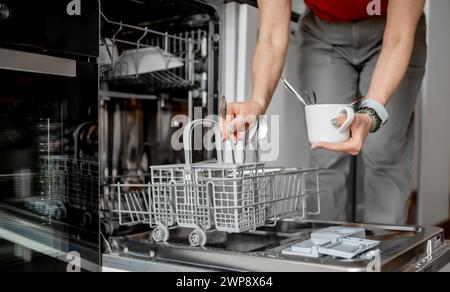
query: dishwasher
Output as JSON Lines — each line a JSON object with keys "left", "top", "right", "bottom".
{"left": 99, "top": 0, "right": 450, "bottom": 272}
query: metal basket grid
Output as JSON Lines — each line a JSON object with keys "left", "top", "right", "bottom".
{"left": 40, "top": 156, "right": 99, "bottom": 212}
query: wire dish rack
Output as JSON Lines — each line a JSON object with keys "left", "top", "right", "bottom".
{"left": 100, "top": 12, "right": 207, "bottom": 90}
{"left": 108, "top": 120, "right": 322, "bottom": 247}
{"left": 40, "top": 156, "right": 99, "bottom": 217}
{"left": 38, "top": 122, "right": 99, "bottom": 224}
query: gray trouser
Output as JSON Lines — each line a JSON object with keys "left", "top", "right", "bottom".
{"left": 299, "top": 11, "right": 427, "bottom": 224}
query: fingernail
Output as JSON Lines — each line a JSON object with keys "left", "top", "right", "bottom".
{"left": 331, "top": 118, "right": 339, "bottom": 127}
{"left": 311, "top": 144, "right": 318, "bottom": 150}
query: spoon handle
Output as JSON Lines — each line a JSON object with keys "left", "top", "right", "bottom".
{"left": 281, "top": 77, "right": 308, "bottom": 107}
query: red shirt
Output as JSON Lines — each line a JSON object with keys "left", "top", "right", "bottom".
{"left": 304, "top": 0, "right": 389, "bottom": 22}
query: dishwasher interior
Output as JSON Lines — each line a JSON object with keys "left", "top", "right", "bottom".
{"left": 98, "top": 0, "right": 450, "bottom": 272}
{"left": 99, "top": 0, "right": 222, "bottom": 237}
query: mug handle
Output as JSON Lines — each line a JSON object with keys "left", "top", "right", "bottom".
{"left": 337, "top": 107, "right": 355, "bottom": 134}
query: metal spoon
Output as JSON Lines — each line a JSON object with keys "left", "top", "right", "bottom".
{"left": 281, "top": 77, "right": 309, "bottom": 107}
{"left": 304, "top": 90, "right": 312, "bottom": 105}
{"left": 220, "top": 96, "right": 236, "bottom": 164}
{"left": 220, "top": 95, "right": 228, "bottom": 119}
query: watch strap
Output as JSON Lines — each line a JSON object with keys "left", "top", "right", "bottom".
{"left": 357, "top": 107, "right": 382, "bottom": 133}
{"left": 360, "top": 99, "right": 389, "bottom": 125}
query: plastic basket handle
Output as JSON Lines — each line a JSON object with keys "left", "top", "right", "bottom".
{"left": 183, "top": 119, "right": 224, "bottom": 166}
{"left": 227, "top": 116, "right": 269, "bottom": 164}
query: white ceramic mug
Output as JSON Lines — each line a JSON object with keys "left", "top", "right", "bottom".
{"left": 305, "top": 104, "right": 355, "bottom": 144}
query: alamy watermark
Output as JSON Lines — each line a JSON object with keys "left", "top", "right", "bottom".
{"left": 66, "top": 251, "right": 81, "bottom": 272}
{"left": 66, "top": 0, "right": 81, "bottom": 16}
{"left": 170, "top": 109, "right": 280, "bottom": 163}
{"left": 367, "top": 0, "right": 383, "bottom": 17}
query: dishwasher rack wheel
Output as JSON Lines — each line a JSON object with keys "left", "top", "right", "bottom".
{"left": 189, "top": 229, "right": 207, "bottom": 247}
{"left": 152, "top": 224, "right": 170, "bottom": 243}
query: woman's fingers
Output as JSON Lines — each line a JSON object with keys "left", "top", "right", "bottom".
{"left": 226, "top": 115, "right": 257, "bottom": 142}
{"left": 331, "top": 115, "right": 348, "bottom": 128}
{"left": 227, "top": 116, "right": 245, "bottom": 142}
{"left": 312, "top": 123, "right": 364, "bottom": 156}
{"left": 312, "top": 113, "right": 374, "bottom": 156}
{"left": 312, "top": 141, "right": 362, "bottom": 156}
{"left": 312, "top": 140, "right": 355, "bottom": 153}
{"left": 220, "top": 102, "right": 262, "bottom": 142}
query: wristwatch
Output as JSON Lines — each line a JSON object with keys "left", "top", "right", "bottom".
{"left": 357, "top": 99, "right": 390, "bottom": 133}
{"left": 357, "top": 107, "right": 382, "bottom": 133}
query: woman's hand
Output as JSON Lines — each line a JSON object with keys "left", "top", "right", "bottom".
{"left": 311, "top": 114, "right": 374, "bottom": 156}
{"left": 221, "top": 101, "right": 265, "bottom": 142}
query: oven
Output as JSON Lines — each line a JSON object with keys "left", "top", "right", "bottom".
{"left": 0, "top": 0, "right": 100, "bottom": 271}
{"left": 0, "top": 0, "right": 98, "bottom": 57}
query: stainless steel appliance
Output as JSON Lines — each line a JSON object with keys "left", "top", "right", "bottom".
{"left": 0, "top": 0, "right": 448, "bottom": 273}
{"left": 103, "top": 220, "right": 450, "bottom": 272}
{"left": 100, "top": 0, "right": 450, "bottom": 273}
{"left": 0, "top": 0, "right": 100, "bottom": 271}
{"left": 98, "top": 0, "right": 223, "bottom": 237}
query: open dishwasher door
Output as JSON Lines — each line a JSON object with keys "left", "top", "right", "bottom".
{"left": 103, "top": 220, "right": 450, "bottom": 272}
{"left": 98, "top": 0, "right": 225, "bottom": 262}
